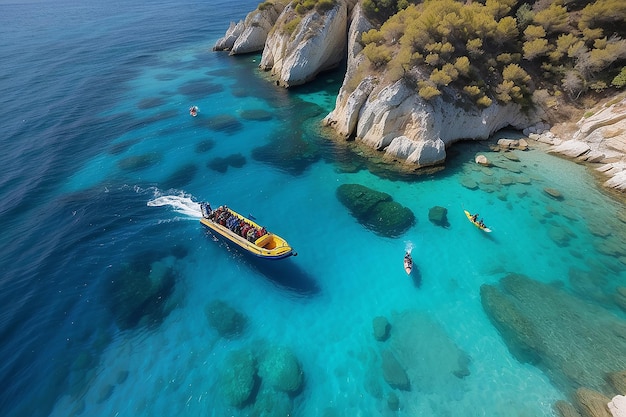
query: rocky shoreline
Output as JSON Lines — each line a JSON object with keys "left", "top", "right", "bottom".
{"left": 213, "top": 0, "right": 626, "bottom": 194}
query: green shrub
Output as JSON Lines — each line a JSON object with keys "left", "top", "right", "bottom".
{"left": 257, "top": 1, "right": 274, "bottom": 11}
{"left": 454, "top": 56, "right": 471, "bottom": 76}
{"left": 418, "top": 84, "right": 442, "bottom": 100}
{"left": 363, "top": 43, "right": 392, "bottom": 68}
{"left": 283, "top": 16, "right": 302, "bottom": 35}
{"left": 477, "top": 95, "right": 493, "bottom": 107}
{"left": 523, "top": 25, "right": 546, "bottom": 41}
{"left": 315, "top": 0, "right": 335, "bottom": 13}
{"left": 523, "top": 38, "right": 551, "bottom": 60}
{"left": 516, "top": 3, "right": 534, "bottom": 29}
{"left": 612, "top": 67, "right": 626, "bottom": 88}
{"left": 464, "top": 85, "right": 482, "bottom": 96}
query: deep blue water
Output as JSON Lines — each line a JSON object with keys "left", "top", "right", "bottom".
{"left": 1, "top": 1, "right": 626, "bottom": 417}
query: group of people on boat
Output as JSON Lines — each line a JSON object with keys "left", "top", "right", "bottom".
{"left": 470, "top": 213, "right": 487, "bottom": 228}
{"left": 200, "top": 202, "right": 267, "bottom": 243}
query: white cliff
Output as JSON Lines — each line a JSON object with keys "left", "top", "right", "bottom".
{"left": 213, "top": 1, "right": 626, "bottom": 193}
{"left": 259, "top": 1, "right": 347, "bottom": 87}
{"left": 213, "top": 2, "right": 285, "bottom": 54}
{"left": 323, "top": 2, "right": 375, "bottom": 137}
{"left": 327, "top": 77, "right": 538, "bottom": 167}
{"left": 547, "top": 97, "right": 626, "bottom": 191}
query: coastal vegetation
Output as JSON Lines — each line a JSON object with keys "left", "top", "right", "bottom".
{"left": 359, "top": 0, "right": 626, "bottom": 113}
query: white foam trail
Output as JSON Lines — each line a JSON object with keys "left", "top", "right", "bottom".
{"left": 405, "top": 241, "right": 414, "bottom": 254}
{"left": 147, "top": 195, "right": 202, "bottom": 218}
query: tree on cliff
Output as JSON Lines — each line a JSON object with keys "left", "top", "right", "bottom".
{"left": 359, "top": 0, "right": 626, "bottom": 110}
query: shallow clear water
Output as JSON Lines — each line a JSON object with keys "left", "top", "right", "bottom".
{"left": 1, "top": 1, "right": 625, "bottom": 417}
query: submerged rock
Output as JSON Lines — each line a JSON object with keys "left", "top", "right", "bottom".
{"left": 607, "top": 370, "right": 626, "bottom": 395}
{"left": 205, "top": 300, "right": 247, "bottom": 338}
{"left": 372, "top": 316, "right": 390, "bottom": 341}
{"left": 336, "top": 183, "right": 414, "bottom": 237}
{"left": 480, "top": 273, "right": 626, "bottom": 395}
{"left": 381, "top": 350, "right": 410, "bottom": 391}
{"left": 258, "top": 346, "right": 304, "bottom": 394}
{"left": 385, "top": 310, "right": 470, "bottom": 393}
{"left": 544, "top": 187, "right": 564, "bottom": 200}
{"left": 554, "top": 400, "right": 583, "bottom": 417}
{"left": 428, "top": 206, "right": 449, "bottom": 228}
{"left": 219, "top": 349, "right": 257, "bottom": 407}
{"left": 108, "top": 254, "right": 177, "bottom": 330}
{"left": 575, "top": 388, "right": 612, "bottom": 417}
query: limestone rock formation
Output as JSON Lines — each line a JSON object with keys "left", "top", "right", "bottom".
{"left": 609, "top": 395, "right": 626, "bottom": 417}
{"left": 213, "top": 3, "right": 285, "bottom": 54}
{"left": 259, "top": 1, "right": 348, "bottom": 87}
{"left": 326, "top": 75, "right": 538, "bottom": 167}
{"left": 323, "top": 3, "right": 376, "bottom": 137}
{"left": 219, "top": 349, "right": 257, "bottom": 407}
{"left": 548, "top": 97, "right": 626, "bottom": 191}
{"left": 475, "top": 154, "right": 490, "bottom": 166}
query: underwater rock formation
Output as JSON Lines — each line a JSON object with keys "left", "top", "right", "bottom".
{"left": 219, "top": 349, "right": 257, "bottom": 407}
{"left": 428, "top": 206, "right": 449, "bottom": 228}
{"left": 336, "top": 183, "right": 414, "bottom": 237}
{"left": 480, "top": 273, "right": 626, "bottom": 396}
{"left": 372, "top": 309, "right": 470, "bottom": 398}
{"left": 216, "top": 342, "right": 304, "bottom": 412}
{"left": 108, "top": 253, "right": 177, "bottom": 330}
{"left": 205, "top": 299, "right": 247, "bottom": 338}
{"left": 258, "top": 345, "right": 304, "bottom": 394}
{"left": 381, "top": 350, "right": 410, "bottom": 391}
{"left": 372, "top": 316, "right": 390, "bottom": 341}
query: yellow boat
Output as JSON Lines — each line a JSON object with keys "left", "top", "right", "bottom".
{"left": 199, "top": 202, "right": 295, "bottom": 260}
{"left": 464, "top": 210, "right": 492, "bottom": 233}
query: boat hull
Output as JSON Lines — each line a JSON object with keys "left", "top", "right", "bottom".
{"left": 200, "top": 207, "right": 294, "bottom": 260}
{"left": 404, "top": 253, "right": 413, "bottom": 275}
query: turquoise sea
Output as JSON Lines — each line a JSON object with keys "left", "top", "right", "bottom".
{"left": 2, "top": 1, "right": 626, "bottom": 417}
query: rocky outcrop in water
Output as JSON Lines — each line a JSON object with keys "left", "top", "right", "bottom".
{"left": 543, "top": 97, "right": 626, "bottom": 192}
{"left": 213, "top": 2, "right": 626, "bottom": 188}
{"left": 258, "top": 1, "right": 348, "bottom": 87}
{"left": 213, "top": 2, "right": 285, "bottom": 54}
{"left": 325, "top": 74, "right": 539, "bottom": 168}
{"left": 336, "top": 183, "right": 414, "bottom": 237}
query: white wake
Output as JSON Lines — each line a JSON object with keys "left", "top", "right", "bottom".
{"left": 404, "top": 241, "right": 414, "bottom": 254}
{"left": 147, "top": 194, "right": 202, "bottom": 218}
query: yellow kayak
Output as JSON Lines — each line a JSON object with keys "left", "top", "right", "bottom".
{"left": 464, "top": 210, "right": 492, "bottom": 233}
{"left": 199, "top": 202, "right": 295, "bottom": 260}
